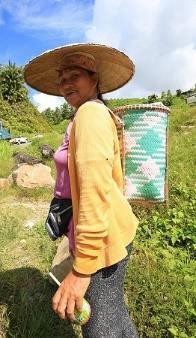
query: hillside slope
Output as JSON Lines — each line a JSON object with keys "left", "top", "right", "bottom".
{"left": 0, "top": 99, "right": 51, "bottom": 136}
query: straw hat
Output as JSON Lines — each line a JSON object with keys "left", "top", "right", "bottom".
{"left": 24, "top": 43, "right": 135, "bottom": 95}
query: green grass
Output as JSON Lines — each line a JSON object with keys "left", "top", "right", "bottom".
{"left": 0, "top": 100, "right": 196, "bottom": 337}
{"left": 0, "top": 141, "right": 14, "bottom": 177}
{"left": 27, "top": 132, "right": 64, "bottom": 157}
{"left": 0, "top": 206, "right": 82, "bottom": 338}
{"left": 125, "top": 245, "right": 195, "bottom": 338}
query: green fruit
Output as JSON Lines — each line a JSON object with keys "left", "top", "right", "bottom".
{"left": 74, "top": 299, "right": 91, "bottom": 325}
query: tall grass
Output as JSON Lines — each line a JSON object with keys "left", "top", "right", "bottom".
{"left": 0, "top": 141, "right": 14, "bottom": 177}
{"left": 0, "top": 141, "right": 13, "bottom": 160}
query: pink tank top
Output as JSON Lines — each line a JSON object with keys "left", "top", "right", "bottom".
{"left": 53, "top": 121, "right": 75, "bottom": 254}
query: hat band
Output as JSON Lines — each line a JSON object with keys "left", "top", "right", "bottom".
{"left": 59, "top": 52, "right": 97, "bottom": 73}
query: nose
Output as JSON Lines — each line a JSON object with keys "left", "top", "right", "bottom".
{"left": 58, "top": 80, "right": 74, "bottom": 96}
{"left": 59, "top": 78, "right": 73, "bottom": 88}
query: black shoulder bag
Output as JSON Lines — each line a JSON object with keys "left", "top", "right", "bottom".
{"left": 45, "top": 197, "right": 72, "bottom": 241}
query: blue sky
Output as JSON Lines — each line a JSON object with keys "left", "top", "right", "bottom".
{"left": 0, "top": 0, "right": 94, "bottom": 64}
{"left": 0, "top": 0, "right": 196, "bottom": 111}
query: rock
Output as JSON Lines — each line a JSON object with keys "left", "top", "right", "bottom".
{"left": 20, "top": 239, "right": 27, "bottom": 245}
{"left": 24, "top": 220, "right": 35, "bottom": 229}
{"left": 0, "top": 177, "right": 12, "bottom": 189}
{"left": 13, "top": 152, "right": 42, "bottom": 165}
{"left": 12, "top": 163, "right": 55, "bottom": 188}
{"left": 33, "top": 134, "right": 43, "bottom": 139}
{"left": 40, "top": 144, "right": 54, "bottom": 158}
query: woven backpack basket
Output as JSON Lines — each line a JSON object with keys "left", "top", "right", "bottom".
{"left": 113, "top": 103, "right": 170, "bottom": 207}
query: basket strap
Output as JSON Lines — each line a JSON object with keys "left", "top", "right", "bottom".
{"left": 93, "top": 99, "right": 125, "bottom": 186}
{"left": 73, "top": 99, "right": 125, "bottom": 185}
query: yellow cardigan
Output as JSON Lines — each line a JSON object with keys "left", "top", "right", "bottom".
{"left": 68, "top": 101, "right": 139, "bottom": 274}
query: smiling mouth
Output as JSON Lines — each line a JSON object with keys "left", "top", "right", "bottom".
{"left": 66, "top": 91, "right": 77, "bottom": 97}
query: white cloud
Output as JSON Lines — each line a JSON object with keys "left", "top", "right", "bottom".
{"left": 86, "top": 0, "right": 196, "bottom": 98}
{"left": 0, "top": 0, "right": 93, "bottom": 40}
{"left": 32, "top": 93, "right": 64, "bottom": 112}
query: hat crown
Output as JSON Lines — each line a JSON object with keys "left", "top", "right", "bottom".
{"left": 59, "top": 52, "right": 97, "bottom": 73}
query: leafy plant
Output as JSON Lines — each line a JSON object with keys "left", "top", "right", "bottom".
{"left": 0, "top": 61, "right": 28, "bottom": 103}
{"left": 135, "top": 185, "right": 196, "bottom": 256}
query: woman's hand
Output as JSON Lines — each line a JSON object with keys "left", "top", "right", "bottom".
{"left": 52, "top": 270, "right": 91, "bottom": 321}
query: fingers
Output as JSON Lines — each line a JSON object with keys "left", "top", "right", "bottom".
{"left": 52, "top": 293, "right": 83, "bottom": 321}
{"left": 51, "top": 271, "right": 90, "bottom": 322}
{"left": 52, "top": 289, "right": 78, "bottom": 321}
{"left": 75, "top": 297, "right": 83, "bottom": 312}
{"left": 52, "top": 288, "right": 62, "bottom": 312}
{"left": 66, "top": 297, "right": 76, "bottom": 321}
{"left": 52, "top": 289, "right": 68, "bottom": 320}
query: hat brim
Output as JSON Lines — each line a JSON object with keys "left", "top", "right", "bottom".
{"left": 24, "top": 43, "right": 135, "bottom": 96}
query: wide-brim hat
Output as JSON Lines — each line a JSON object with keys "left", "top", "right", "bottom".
{"left": 24, "top": 43, "right": 135, "bottom": 95}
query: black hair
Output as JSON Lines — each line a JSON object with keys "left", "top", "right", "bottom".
{"left": 97, "top": 92, "right": 107, "bottom": 106}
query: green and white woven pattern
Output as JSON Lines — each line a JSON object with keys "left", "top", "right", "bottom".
{"left": 114, "top": 104, "right": 170, "bottom": 203}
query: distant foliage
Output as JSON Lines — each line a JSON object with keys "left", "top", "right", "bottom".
{"left": 176, "top": 89, "right": 182, "bottom": 97}
{"left": 147, "top": 94, "right": 159, "bottom": 103}
{"left": 42, "top": 102, "right": 73, "bottom": 125}
{"left": 0, "top": 61, "right": 28, "bottom": 104}
{"left": 42, "top": 107, "right": 57, "bottom": 125}
{"left": 0, "top": 98, "right": 51, "bottom": 135}
{"left": 62, "top": 102, "right": 74, "bottom": 120}
{"left": 147, "top": 90, "right": 174, "bottom": 106}
{"left": 161, "top": 90, "right": 173, "bottom": 106}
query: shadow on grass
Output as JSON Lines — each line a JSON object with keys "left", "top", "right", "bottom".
{"left": 0, "top": 267, "right": 79, "bottom": 338}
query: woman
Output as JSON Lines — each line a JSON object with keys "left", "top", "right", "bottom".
{"left": 24, "top": 43, "right": 139, "bottom": 338}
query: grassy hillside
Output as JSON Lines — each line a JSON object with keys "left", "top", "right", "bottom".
{"left": 0, "top": 98, "right": 51, "bottom": 136}
{"left": 0, "top": 98, "right": 195, "bottom": 337}
{"left": 106, "top": 97, "right": 146, "bottom": 109}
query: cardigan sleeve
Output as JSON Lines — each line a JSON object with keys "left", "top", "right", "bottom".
{"left": 72, "top": 102, "right": 115, "bottom": 274}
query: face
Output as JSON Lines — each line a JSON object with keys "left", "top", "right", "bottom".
{"left": 58, "top": 67, "right": 98, "bottom": 109}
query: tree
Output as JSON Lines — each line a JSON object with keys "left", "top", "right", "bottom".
{"left": 42, "top": 103, "right": 73, "bottom": 125}
{"left": 42, "top": 107, "right": 55, "bottom": 125}
{"left": 0, "top": 61, "right": 28, "bottom": 104}
{"left": 61, "top": 102, "right": 73, "bottom": 120}
{"left": 147, "top": 94, "right": 159, "bottom": 103}
{"left": 176, "top": 89, "right": 182, "bottom": 97}
{"left": 53, "top": 107, "right": 63, "bottom": 124}
{"left": 161, "top": 89, "right": 173, "bottom": 106}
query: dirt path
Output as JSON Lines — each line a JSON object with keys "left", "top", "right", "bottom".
{"left": 4, "top": 201, "right": 49, "bottom": 210}
{"left": 2, "top": 201, "right": 49, "bottom": 228}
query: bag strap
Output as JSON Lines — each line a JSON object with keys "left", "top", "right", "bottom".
{"left": 93, "top": 99, "right": 125, "bottom": 179}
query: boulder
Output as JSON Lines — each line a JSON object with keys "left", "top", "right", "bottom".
{"left": 12, "top": 163, "right": 55, "bottom": 188}
{"left": 40, "top": 144, "right": 54, "bottom": 158}
{"left": 13, "top": 152, "right": 42, "bottom": 165}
